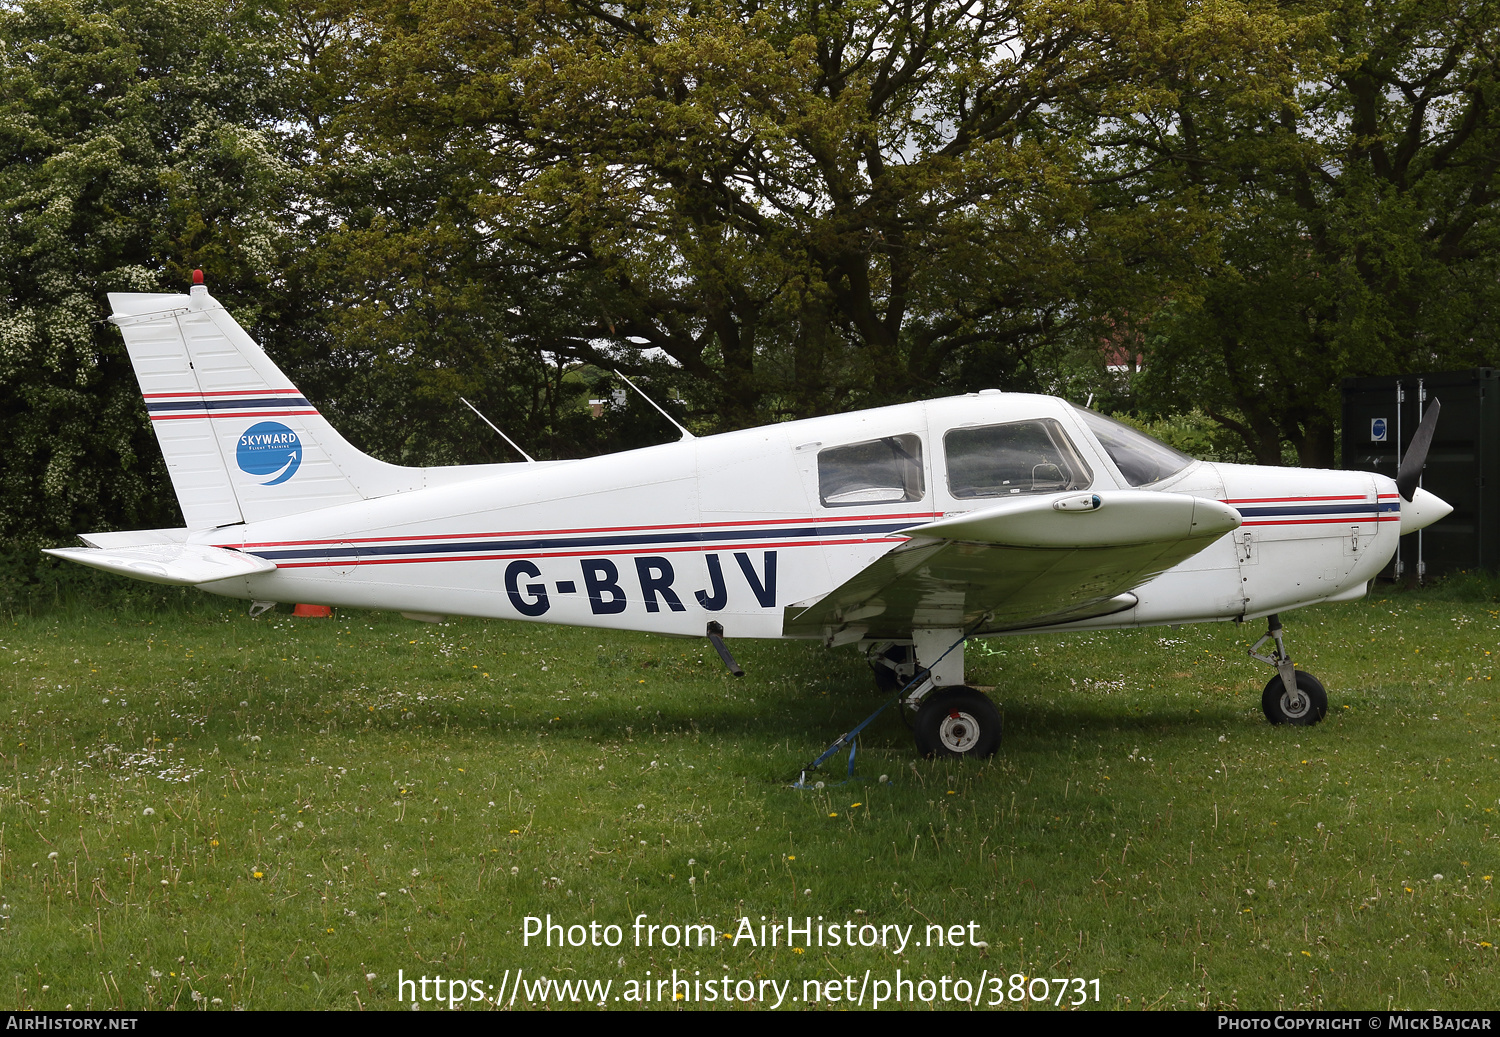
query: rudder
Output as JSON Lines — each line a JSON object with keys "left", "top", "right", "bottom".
{"left": 110, "top": 277, "right": 423, "bottom": 530}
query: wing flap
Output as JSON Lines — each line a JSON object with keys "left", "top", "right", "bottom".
{"left": 43, "top": 544, "right": 276, "bottom": 587}
{"left": 783, "top": 490, "right": 1240, "bottom": 640}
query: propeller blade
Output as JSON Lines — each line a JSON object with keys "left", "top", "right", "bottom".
{"left": 1395, "top": 398, "right": 1441, "bottom": 502}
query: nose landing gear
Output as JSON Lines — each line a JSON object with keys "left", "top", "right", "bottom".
{"left": 1248, "top": 614, "right": 1327, "bottom": 726}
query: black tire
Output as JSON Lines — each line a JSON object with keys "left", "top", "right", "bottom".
{"left": 913, "top": 687, "right": 1002, "bottom": 758}
{"left": 1261, "top": 670, "right": 1327, "bottom": 726}
{"left": 868, "top": 644, "right": 915, "bottom": 693}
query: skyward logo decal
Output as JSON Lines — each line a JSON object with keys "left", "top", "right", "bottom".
{"left": 237, "top": 422, "right": 302, "bottom": 485}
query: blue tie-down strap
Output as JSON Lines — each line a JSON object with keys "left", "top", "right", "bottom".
{"left": 791, "top": 619, "right": 987, "bottom": 789}
{"left": 791, "top": 688, "right": 900, "bottom": 789}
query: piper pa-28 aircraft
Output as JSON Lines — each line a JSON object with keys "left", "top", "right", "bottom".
{"left": 48, "top": 275, "right": 1454, "bottom": 759}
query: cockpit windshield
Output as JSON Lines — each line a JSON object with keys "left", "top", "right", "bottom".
{"left": 1073, "top": 406, "right": 1194, "bottom": 487}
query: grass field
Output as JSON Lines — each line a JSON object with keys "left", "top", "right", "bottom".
{"left": 1, "top": 586, "right": 1497, "bottom": 1010}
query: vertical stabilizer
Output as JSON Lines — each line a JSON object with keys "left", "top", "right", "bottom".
{"left": 109, "top": 277, "right": 423, "bottom": 529}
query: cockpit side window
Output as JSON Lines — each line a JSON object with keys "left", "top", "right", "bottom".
{"left": 818, "top": 434, "right": 926, "bottom": 507}
{"left": 944, "top": 419, "right": 1092, "bottom": 498}
{"left": 1073, "top": 406, "right": 1193, "bottom": 487}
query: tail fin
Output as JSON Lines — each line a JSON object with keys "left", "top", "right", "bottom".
{"left": 110, "top": 280, "right": 423, "bottom": 529}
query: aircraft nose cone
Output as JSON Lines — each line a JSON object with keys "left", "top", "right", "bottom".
{"left": 1400, "top": 487, "right": 1454, "bottom": 535}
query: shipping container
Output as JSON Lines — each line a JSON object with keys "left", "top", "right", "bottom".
{"left": 1341, "top": 369, "right": 1500, "bottom": 579}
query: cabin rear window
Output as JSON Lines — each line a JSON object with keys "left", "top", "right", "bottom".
{"left": 944, "top": 419, "right": 1092, "bottom": 498}
{"left": 818, "top": 434, "right": 926, "bottom": 507}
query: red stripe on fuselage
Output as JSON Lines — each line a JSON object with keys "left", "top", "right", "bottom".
{"left": 1223, "top": 495, "right": 1369, "bottom": 504}
{"left": 266, "top": 536, "right": 905, "bottom": 569}
{"left": 1240, "top": 517, "right": 1400, "bottom": 526}
{"left": 142, "top": 389, "right": 303, "bottom": 398}
{"left": 238, "top": 512, "right": 942, "bottom": 549}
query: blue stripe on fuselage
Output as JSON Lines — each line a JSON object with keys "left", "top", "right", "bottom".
{"left": 246, "top": 520, "right": 920, "bottom": 562}
{"left": 1236, "top": 502, "right": 1395, "bottom": 518}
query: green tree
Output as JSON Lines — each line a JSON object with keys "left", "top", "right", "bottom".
{"left": 1132, "top": 0, "right": 1500, "bottom": 466}
{"left": 315, "top": 0, "right": 1294, "bottom": 430}
{"left": 0, "top": 0, "right": 296, "bottom": 549}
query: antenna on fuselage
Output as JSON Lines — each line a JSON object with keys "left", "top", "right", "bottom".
{"left": 459, "top": 397, "right": 536, "bottom": 462}
{"left": 611, "top": 369, "right": 695, "bottom": 441}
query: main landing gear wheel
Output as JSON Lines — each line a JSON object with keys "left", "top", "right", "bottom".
{"left": 913, "top": 688, "right": 1002, "bottom": 759}
{"left": 1261, "top": 670, "right": 1327, "bottom": 726}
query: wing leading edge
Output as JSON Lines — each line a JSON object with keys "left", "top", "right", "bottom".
{"left": 782, "top": 490, "right": 1242, "bottom": 643}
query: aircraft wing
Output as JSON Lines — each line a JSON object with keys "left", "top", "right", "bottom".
{"left": 782, "top": 490, "right": 1241, "bottom": 642}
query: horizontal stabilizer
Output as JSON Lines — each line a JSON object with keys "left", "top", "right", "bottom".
{"left": 43, "top": 544, "right": 276, "bottom": 587}
{"left": 78, "top": 528, "right": 189, "bottom": 550}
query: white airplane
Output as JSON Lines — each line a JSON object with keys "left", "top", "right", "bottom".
{"left": 48, "top": 275, "right": 1453, "bottom": 760}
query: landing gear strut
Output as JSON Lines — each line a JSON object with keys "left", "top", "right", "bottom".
{"left": 865, "top": 642, "right": 915, "bottom": 694}
{"left": 866, "top": 632, "right": 1002, "bottom": 758}
{"left": 1248, "top": 614, "right": 1327, "bottom": 726}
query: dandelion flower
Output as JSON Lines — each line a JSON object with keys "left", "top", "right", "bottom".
{"left": 142, "top": 807, "right": 155, "bottom": 816}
